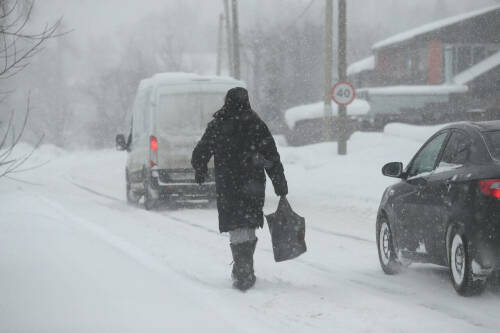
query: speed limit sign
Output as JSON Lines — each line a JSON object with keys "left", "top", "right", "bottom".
{"left": 332, "top": 81, "right": 356, "bottom": 106}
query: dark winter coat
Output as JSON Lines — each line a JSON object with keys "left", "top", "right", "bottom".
{"left": 191, "top": 87, "right": 288, "bottom": 233}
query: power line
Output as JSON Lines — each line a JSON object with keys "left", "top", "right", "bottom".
{"left": 285, "top": 0, "right": 317, "bottom": 29}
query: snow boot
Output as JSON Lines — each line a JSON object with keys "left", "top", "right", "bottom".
{"left": 230, "top": 238, "right": 257, "bottom": 291}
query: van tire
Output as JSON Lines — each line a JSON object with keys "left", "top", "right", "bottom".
{"left": 126, "top": 171, "right": 140, "bottom": 205}
{"left": 126, "top": 181, "right": 140, "bottom": 205}
{"left": 144, "top": 180, "right": 158, "bottom": 210}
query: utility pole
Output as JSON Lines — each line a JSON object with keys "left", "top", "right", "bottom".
{"left": 323, "top": 0, "right": 334, "bottom": 142}
{"left": 337, "top": 0, "right": 347, "bottom": 155}
{"left": 223, "top": 0, "right": 233, "bottom": 76}
{"left": 216, "top": 13, "right": 224, "bottom": 75}
{"left": 231, "top": 0, "right": 241, "bottom": 80}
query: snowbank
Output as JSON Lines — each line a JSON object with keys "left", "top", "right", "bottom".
{"left": 383, "top": 123, "right": 445, "bottom": 142}
{"left": 284, "top": 100, "right": 370, "bottom": 129}
{"left": 279, "top": 127, "right": 427, "bottom": 211}
{"left": 347, "top": 56, "right": 375, "bottom": 76}
{"left": 358, "top": 85, "right": 468, "bottom": 96}
{"left": 151, "top": 72, "right": 245, "bottom": 87}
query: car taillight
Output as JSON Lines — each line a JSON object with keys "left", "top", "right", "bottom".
{"left": 150, "top": 136, "right": 158, "bottom": 168}
{"left": 479, "top": 179, "right": 500, "bottom": 198}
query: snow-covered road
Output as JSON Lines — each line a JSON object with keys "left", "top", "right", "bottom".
{"left": 2, "top": 124, "right": 500, "bottom": 332}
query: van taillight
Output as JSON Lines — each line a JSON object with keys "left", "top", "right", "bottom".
{"left": 150, "top": 136, "right": 158, "bottom": 151}
{"left": 150, "top": 136, "right": 158, "bottom": 168}
{"left": 479, "top": 179, "right": 500, "bottom": 198}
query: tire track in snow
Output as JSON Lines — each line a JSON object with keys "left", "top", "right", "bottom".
{"left": 67, "top": 181, "right": 423, "bottom": 297}
{"left": 68, "top": 180, "right": 372, "bottom": 243}
{"left": 66, "top": 180, "right": 499, "bottom": 330}
{"left": 69, "top": 180, "right": 219, "bottom": 235}
{"left": 69, "top": 180, "right": 121, "bottom": 202}
{"left": 67, "top": 180, "right": 410, "bottom": 294}
{"left": 308, "top": 226, "right": 373, "bottom": 243}
{"left": 67, "top": 181, "right": 387, "bottom": 290}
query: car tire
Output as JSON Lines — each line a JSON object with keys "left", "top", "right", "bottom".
{"left": 448, "top": 229, "right": 486, "bottom": 296}
{"left": 377, "top": 217, "right": 402, "bottom": 275}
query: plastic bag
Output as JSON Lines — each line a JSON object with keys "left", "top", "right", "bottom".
{"left": 265, "top": 197, "right": 307, "bottom": 262}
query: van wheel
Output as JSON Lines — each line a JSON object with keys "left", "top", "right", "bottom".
{"left": 144, "top": 180, "right": 158, "bottom": 210}
{"left": 376, "top": 217, "right": 402, "bottom": 275}
{"left": 125, "top": 171, "right": 140, "bottom": 205}
{"left": 126, "top": 181, "right": 140, "bottom": 205}
{"left": 448, "top": 229, "right": 486, "bottom": 296}
{"left": 125, "top": 172, "right": 139, "bottom": 205}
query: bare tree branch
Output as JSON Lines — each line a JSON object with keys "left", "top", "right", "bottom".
{"left": 0, "top": 1, "right": 64, "bottom": 79}
{"left": 0, "top": 0, "right": 64, "bottom": 179}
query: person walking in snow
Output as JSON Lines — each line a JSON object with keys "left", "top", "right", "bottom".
{"left": 191, "top": 87, "right": 288, "bottom": 291}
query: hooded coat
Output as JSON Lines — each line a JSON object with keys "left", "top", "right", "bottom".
{"left": 191, "top": 87, "right": 288, "bottom": 233}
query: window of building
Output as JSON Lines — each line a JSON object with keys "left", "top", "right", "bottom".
{"left": 411, "top": 48, "right": 428, "bottom": 84}
{"left": 417, "top": 48, "right": 427, "bottom": 73}
{"left": 486, "top": 44, "right": 500, "bottom": 57}
{"left": 456, "top": 46, "right": 472, "bottom": 73}
{"left": 452, "top": 43, "right": 500, "bottom": 75}
{"left": 473, "top": 47, "right": 486, "bottom": 65}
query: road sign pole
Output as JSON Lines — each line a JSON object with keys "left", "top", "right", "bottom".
{"left": 323, "top": 0, "right": 334, "bottom": 142}
{"left": 232, "top": 0, "right": 241, "bottom": 80}
{"left": 338, "top": 0, "right": 347, "bottom": 155}
{"left": 216, "top": 13, "right": 224, "bottom": 75}
{"left": 223, "top": 0, "right": 233, "bottom": 77}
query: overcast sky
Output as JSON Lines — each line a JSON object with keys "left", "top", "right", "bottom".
{"left": 33, "top": 0, "right": 317, "bottom": 48}
{"left": 32, "top": 0, "right": 497, "bottom": 56}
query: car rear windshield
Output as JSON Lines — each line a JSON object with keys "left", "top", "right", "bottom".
{"left": 483, "top": 131, "right": 500, "bottom": 160}
{"left": 157, "top": 93, "right": 225, "bottom": 135}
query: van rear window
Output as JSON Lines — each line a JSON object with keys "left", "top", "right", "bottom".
{"left": 484, "top": 131, "right": 500, "bottom": 159}
{"left": 157, "top": 93, "right": 225, "bottom": 135}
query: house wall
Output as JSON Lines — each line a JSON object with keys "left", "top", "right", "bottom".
{"left": 350, "top": 9, "right": 500, "bottom": 126}
{"left": 374, "top": 41, "right": 434, "bottom": 86}
{"left": 453, "top": 66, "right": 500, "bottom": 117}
{"left": 370, "top": 10, "right": 500, "bottom": 87}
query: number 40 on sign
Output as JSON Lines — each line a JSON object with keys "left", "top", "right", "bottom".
{"left": 331, "top": 81, "right": 356, "bottom": 106}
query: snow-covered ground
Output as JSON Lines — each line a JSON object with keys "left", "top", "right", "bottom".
{"left": 2, "top": 123, "right": 500, "bottom": 333}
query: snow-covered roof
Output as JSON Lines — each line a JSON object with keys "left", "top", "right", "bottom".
{"left": 358, "top": 85, "right": 468, "bottom": 96}
{"left": 284, "top": 100, "right": 371, "bottom": 129}
{"left": 454, "top": 50, "right": 500, "bottom": 85}
{"left": 147, "top": 72, "right": 245, "bottom": 87}
{"left": 347, "top": 56, "right": 375, "bottom": 76}
{"left": 373, "top": 5, "right": 500, "bottom": 50}
{"left": 137, "top": 78, "right": 154, "bottom": 91}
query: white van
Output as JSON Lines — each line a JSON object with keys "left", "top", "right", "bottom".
{"left": 116, "top": 73, "right": 246, "bottom": 209}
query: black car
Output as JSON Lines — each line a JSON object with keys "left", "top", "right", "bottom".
{"left": 377, "top": 121, "right": 500, "bottom": 296}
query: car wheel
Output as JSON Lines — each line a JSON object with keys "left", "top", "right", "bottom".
{"left": 143, "top": 180, "right": 158, "bottom": 211}
{"left": 376, "top": 217, "right": 402, "bottom": 275}
{"left": 448, "top": 229, "right": 486, "bottom": 296}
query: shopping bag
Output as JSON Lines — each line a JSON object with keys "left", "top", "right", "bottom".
{"left": 265, "top": 197, "right": 307, "bottom": 262}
